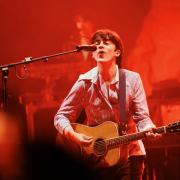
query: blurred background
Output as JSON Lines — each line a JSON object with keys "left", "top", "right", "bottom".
{"left": 0, "top": 0, "right": 180, "bottom": 179}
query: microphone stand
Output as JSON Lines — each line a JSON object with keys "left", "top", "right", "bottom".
{"left": 0, "top": 48, "right": 80, "bottom": 111}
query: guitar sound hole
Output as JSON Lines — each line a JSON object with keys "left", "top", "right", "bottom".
{"left": 93, "top": 138, "right": 107, "bottom": 156}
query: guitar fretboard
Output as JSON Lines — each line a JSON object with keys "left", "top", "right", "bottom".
{"left": 106, "top": 126, "right": 166, "bottom": 149}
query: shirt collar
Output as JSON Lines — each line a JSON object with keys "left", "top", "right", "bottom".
{"left": 78, "top": 65, "right": 119, "bottom": 84}
{"left": 112, "top": 65, "right": 119, "bottom": 84}
{"left": 78, "top": 67, "right": 98, "bottom": 83}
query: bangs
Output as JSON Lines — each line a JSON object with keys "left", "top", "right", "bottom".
{"left": 91, "top": 30, "right": 121, "bottom": 49}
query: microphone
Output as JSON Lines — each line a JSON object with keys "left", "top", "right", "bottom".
{"left": 76, "top": 44, "right": 97, "bottom": 51}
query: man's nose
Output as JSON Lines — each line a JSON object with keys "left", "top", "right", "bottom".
{"left": 98, "top": 41, "right": 104, "bottom": 49}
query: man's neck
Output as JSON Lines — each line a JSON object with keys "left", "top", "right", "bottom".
{"left": 97, "top": 61, "right": 117, "bottom": 83}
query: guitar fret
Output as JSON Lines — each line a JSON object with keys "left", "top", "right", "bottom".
{"left": 154, "top": 126, "right": 165, "bottom": 134}
{"left": 164, "top": 126, "right": 166, "bottom": 133}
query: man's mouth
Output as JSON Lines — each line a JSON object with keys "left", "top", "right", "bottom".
{"left": 98, "top": 51, "right": 105, "bottom": 54}
{"left": 98, "top": 51, "right": 105, "bottom": 58}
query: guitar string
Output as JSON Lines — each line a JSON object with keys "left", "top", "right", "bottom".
{"left": 92, "top": 137, "right": 128, "bottom": 148}
{"left": 91, "top": 132, "right": 147, "bottom": 148}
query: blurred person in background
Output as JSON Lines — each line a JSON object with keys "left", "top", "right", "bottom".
{"left": 0, "top": 110, "right": 24, "bottom": 179}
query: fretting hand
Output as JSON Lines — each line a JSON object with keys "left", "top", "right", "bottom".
{"left": 145, "top": 128, "right": 162, "bottom": 140}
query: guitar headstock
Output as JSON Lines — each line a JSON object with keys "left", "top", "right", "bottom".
{"left": 166, "top": 121, "right": 180, "bottom": 133}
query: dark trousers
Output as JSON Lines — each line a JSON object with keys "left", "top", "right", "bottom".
{"left": 92, "top": 155, "right": 145, "bottom": 180}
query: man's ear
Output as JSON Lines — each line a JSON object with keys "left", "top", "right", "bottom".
{"left": 115, "top": 49, "right": 121, "bottom": 57}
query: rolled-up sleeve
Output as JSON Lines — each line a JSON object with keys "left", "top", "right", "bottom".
{"left": 54, "top": 78, "right": 85, "bottom": 134}
{"left": 132, "top": 74, "right": 155, "bottom": 132}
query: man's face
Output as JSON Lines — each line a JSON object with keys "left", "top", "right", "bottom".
{"left": 92, "top": 38, "right": 120, "bottom": 63}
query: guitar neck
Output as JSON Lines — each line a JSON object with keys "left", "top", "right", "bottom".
{"left": 106, "top": 126, "right": 166, "bottom": 148}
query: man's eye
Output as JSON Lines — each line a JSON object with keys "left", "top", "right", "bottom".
{"left": 94, "top": 41, "right": 100, "bottom": 45}
{"left": 104, "top": 41, "right": 110, "bottom": 45}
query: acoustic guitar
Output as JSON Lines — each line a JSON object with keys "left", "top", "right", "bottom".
{"left": 56, "top": 120, "right": 180, "bottom": 167}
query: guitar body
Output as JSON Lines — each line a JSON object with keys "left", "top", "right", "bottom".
{"left": 56, "top": 121, "right": 128, "bottom": 167}
{"left": 73, "top": 121, "right": 123, "bottom": 167}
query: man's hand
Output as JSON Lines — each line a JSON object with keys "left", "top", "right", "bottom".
{"left": 69, "top": 131, "right": 93, "bottom": 146}
{"left": 145, "top": 128, "right": 162, "bottom": 140}
{"left": 64, "top": 126, "right": 93, "bottom": 146}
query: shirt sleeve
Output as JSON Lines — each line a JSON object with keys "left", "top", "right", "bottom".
{"left": 54, "top": 78, "right": 85, "bottom": 134}
{"left": 131, "top": 73, "right": 155, "bottom": 132}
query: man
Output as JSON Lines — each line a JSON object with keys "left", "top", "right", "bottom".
{"left": 54, "top": 29, "right": 159, "bottom": 179}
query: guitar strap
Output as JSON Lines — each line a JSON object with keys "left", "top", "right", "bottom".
{"left": 118, "top": 69, "right": 127, "bottom": 134}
